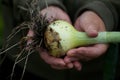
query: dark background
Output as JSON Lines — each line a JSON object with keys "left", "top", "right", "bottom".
{"left": 0, "top": 0, "right": 4, "bottom": 47}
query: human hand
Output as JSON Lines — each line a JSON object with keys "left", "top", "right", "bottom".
{"left": 64, "top": 11, "right": 109, "bottom": 70}
{"left": 27, "top": 29, "right": 71, "bottom": 70}
{"left": 37, "top": 6, "right": 75, "bottom": 70}
{"left": 40, "top": 6, "right": 71, "bottom": 23}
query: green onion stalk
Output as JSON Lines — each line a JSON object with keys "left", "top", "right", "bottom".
{"left": 44, "top": 20, "right": 120, "bottom": 57}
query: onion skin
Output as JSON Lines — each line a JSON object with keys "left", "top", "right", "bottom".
{"left": 44, "top": 20, "right": 120, "bottom": 57}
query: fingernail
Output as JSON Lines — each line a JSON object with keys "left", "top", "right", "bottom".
{"left": 88, "top": 30, "right": 98, "bottom": 37}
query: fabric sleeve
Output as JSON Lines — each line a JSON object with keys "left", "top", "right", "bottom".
{"left": 75, "top": 0, "right": 119, "bottom": 31}
{"left": 14, "top": 0, "right": 66, "bottom": 11}
{"left": 13, "top": 0, "right": 66, "bottom": 22}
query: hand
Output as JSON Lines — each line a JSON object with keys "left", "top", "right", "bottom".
{"left": 64, "top": 11, "right": 109, "bottom": 69}
{"left": 40, "top": 6, "right": 71, "bottom": 23}
{"left": 37, "top": 6, "right": 74, "bottom": 70}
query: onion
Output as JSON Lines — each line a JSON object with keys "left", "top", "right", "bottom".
{"left": 44, "top": 20, "right": 120, "bottom": 57}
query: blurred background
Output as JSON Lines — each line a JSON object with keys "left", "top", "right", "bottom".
{"left": 0, "top": 0, "right": 4, "bottom": 48}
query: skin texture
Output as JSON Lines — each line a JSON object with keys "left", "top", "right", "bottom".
{"left": 28, "top": 6, "right": 108, "bottom": 71}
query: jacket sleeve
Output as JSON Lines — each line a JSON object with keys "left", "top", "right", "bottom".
{"left": 13, "top": 0, "right": 66, "bottom": 22}
{"left": 75, "top": 0, "right": 119, "bottom": 31}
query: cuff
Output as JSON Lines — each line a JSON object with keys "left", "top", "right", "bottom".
{"left": 75, "top": 1, "right": 118, "bottom": 31}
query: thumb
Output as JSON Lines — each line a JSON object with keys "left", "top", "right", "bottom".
{"left": 83, "top": 25, "right": 98, "bottom": 37}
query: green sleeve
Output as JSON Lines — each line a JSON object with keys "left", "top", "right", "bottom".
{"left": 75, "top": 0, "right": 119, "bottom": 31}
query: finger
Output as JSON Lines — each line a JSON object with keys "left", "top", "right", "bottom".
{"left": 27, "top": 29, "right": 34, "bottom": 37}
{"left": 67, "top": 44, "right": 108, "bottom": 59}
{"left": 65, "top": 62, "right": 74, "bottom": 69}
{"left": 74, "top": 17, "right": 83, "bottom": 31}
{"left": 83, "top": 25, "right": 98, "bottom": 37}
{"left": 66, "top": 49, "right": 85, "bottom": 60}
{"left": 79, "top": 44, "right": 108, "bottom": 58}
{"left": 26, "top": 30, "right": 34, "bottom": 50}
{"left": 64, "top": 57, "right": 81, "bottom": 69}
{"left": 38, "top": 49, "right": 66, "bottom": 66}
{"left": 66, "top": 48, "right": 79, "bottom": 57}
{"left": 64, "top": 56, "right": 78, "bottom": 63}
{"left": 40, "top": 6, "right": 71, "bottom": 23}
{"left": 56, "top": 13, "right": 72, "bottom": 24}
{"left": 73, "top": 61, "right": 82, "bottom": 71}
{"left": 27, "top": 30, "right": 34, "bottom": 44}
{"left": 74, "top": 18, "right": 98, "bottom": 37}
{"left": 41, "top": 53, "right": 66, "bottom": 66}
